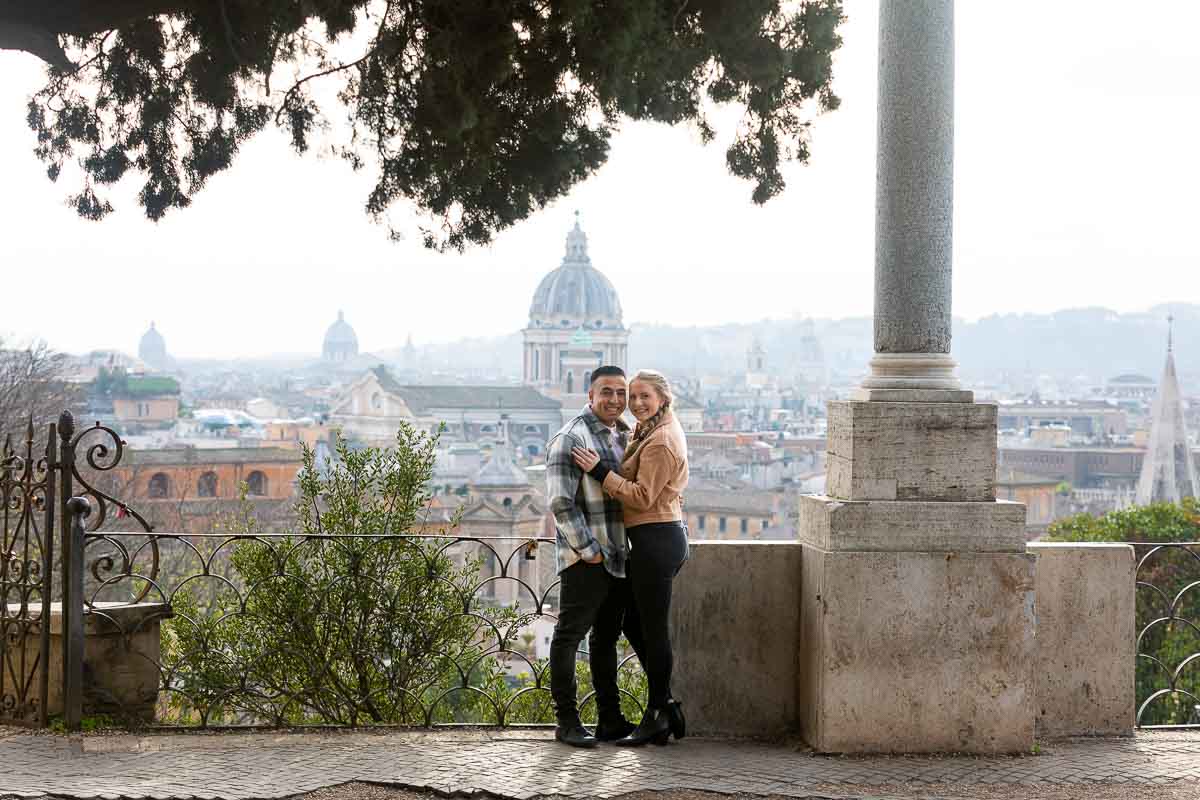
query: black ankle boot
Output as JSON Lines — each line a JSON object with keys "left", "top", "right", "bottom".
{"left": 666, "top": 698, "right": 686, "bottom": 740}
{"left": 555, "top": 718, "right": 598, "bottom": 748}
{"left": 594, "top": 714, "right": 636, "bottom": 742}
{"left": 615, "top": 706, "right": 671, "bottom": 747}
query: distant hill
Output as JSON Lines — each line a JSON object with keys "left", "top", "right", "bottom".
{"left": 374, "top": 303, "right": 1198, "bottom": 385}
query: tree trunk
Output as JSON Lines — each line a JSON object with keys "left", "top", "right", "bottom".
{"left": 0, "top": 0, "right": 201, "bottom": 67}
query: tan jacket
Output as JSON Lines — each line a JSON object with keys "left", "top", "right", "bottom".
{"left": 602, "top": 410, "right": 689, "bottom": 527}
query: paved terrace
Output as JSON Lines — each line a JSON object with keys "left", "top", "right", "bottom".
{"left": 1, "top": 728, "right": 1198, "bottom": 800}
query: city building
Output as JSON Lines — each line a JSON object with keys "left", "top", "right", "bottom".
{"left": 522, "top": 215, "right": 628, "bottom": 411}
{"left": 99, "top": 446, "right": 304, "bottom": 534}
{"left": 330, "top": 366, "right": 563, "bottom": 453}
{"left": 1136, "top": 323, "right": 1197, "bottom": 504}
{"left": 111, "top": 375, "right": 181, "bottom": 431}
{"left": 995, "top": 403, "right": 1127, "bottom": 439}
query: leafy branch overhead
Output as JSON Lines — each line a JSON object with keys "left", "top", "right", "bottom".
{"left": 6, "top": 0, "right": 844, "bottom": 249}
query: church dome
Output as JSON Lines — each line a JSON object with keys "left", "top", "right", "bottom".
{"left": 323, "top": 311, "right": 359, "bottom": 362}
{"left": 138, "top": 322, "right": 169, "bottom": 369}
{"left": 528, "top": 217, "right": 623, "bottom": 329}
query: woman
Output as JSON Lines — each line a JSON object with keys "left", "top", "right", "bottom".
{"left": 572, "top": 369, "right": 689, "bottom": 746}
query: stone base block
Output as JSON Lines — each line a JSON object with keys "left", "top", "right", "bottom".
{"left": 1029, "top": 543, "right": 1135, "bottom": 738}
{"left": 827, "top": 400, "right": 997, "bottom": 502}
{"left": 45, "top": 601, "right": 172, "bottom": 722}
{"left": 799, "top": 494, "right": 1027, "bottom": 553}
{"left": 851, "top": 387, "right": 976, "bottom": 403}
{"left": 671, "top": 542, "right": 803, "bottom": 737}
{"left": 799, "top": 544, "right": 1035, "bottom": 753}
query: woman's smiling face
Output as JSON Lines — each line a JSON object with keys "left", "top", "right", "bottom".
{"left": 628, "top": 379, "right": 663, "bottom": 422}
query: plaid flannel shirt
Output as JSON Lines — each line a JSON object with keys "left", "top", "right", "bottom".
{"left": 546, "top": 405, "right": 630, "bottom": 577}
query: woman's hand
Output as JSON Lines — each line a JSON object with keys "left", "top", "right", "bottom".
{"left": 572, "top": 446, "right": 601, "bottom": 472}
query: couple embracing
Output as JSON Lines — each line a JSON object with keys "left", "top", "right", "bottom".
{"left": 545, "top": 366, "right": 690, "bottom": 748}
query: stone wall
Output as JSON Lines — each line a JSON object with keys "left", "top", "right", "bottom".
{"left": 670, "top": 541, "right": 803, "bottom": 737}
{"left": 1028, "top": 543, "right": 1135, "bottom": 737}
{"left": 669, "top": 538, "right": 1135, "bottom": 745}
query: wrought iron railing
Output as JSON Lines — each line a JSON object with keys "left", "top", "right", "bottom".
{"left": 1134, "top": 542, "right": 1200, "bottom": 728}
{"left": 0, "top": 422, "right": 54, "bottom": 726}
{"left": 72, "top": 521, "right": 646, "bottom": 728}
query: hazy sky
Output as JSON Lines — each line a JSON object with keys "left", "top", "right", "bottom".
{"left": 2, "top": 1, "right": 1198, "bottom": 359}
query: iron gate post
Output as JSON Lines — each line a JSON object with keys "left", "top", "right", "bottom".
{"left": 38, "top": 422, "right": 57, "bottom": 727}
{"left": 63, "top": 495, "right": 89, "bottom": 731}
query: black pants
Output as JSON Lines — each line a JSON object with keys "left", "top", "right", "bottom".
{"left": 550, "top": 561, "right": 639, "bottom": 723}
{"left": 625, "top": 521, "right": 689, "bottom": 710}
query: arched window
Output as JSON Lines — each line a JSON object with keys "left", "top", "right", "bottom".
{"left": 148, "top": 473, "right": 170, "bottom": 499}
{"left": 583, "top": 371, "right": 591, "bottom": 387}
{"left": 246, "top": 471, "right": 268, "bottom": 497}
{"left": 198, "top": 472, "right": 218, "bottom": 498}
{"left": 566, "top": 371, "right": 574, "bottom": 394}
{"left": 502, "top": 497, "right": 513, "bottom": 509}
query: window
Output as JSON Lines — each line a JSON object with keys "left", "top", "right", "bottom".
{"left": 148, "top": 473, "right": 170, "bottom": 499}
{"left": 480, "top": 424, "right": 497, "bottom": 434}
{"left": 740, "top": 518, "right": 748, "bottom": 534}
{"left": 198, "top": 472, "right": 218, "bottom": 498}
{"left": 246, "top": 471, "right": 268, "bottom": 497}
{"left": 761, "top": 519, "right": 768, "bottom": 531}
{"left": 698, "top": 515, "right": 706, "bottom": 531}
{"left": 371, "top": 392, "right": 382, "bottom": 410}
{"left": 583, "top": 371, "right": 591, "bottom": 387}
{"left": 566, "top": 372, "right": 574, "bottom": 394}
{"left": 502, "top": 497, "right": 513, "bottom": 508}
{"left": 719, "top": 517, "right": 727, "bottom": 533}
{"left": 524, "top": 425, "right": 540, "bottom": 434}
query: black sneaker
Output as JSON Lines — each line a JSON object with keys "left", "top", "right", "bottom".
{"left": 555, "top": 719, "right": 599, "bottom": 748}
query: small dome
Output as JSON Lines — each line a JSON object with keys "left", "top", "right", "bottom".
{"left": 528, "top": 217, "right": 623, "bottom": 329}
{"left": 138, "top": 322, "right": 169, "bottom": 369}
{"left": 323, "top": 311, "right": 359, "bottom": 362}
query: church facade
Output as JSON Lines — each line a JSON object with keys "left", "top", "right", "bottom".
{"left": 522, "top": 217, "right": 628, "bottom": 410}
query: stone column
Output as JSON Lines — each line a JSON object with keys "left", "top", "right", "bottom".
{"left": 857, "top": 0, "right": 967, "bottom": 401}
{"left": 797, "top": 0, "right": 1035, "bottom": 754}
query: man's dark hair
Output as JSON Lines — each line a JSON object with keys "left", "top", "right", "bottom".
{"left": 590, "top": 366, "right": 626, "bottom": 384}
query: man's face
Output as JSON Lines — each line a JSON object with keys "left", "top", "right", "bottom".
{"left": 589, "top": 375, "right": 628, "bottom": 426}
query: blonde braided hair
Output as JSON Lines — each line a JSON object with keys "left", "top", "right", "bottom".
{"left": 622, "top": 370, "right": 674, "bottom": 467}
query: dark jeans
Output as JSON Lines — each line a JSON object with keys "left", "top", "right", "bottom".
{"left": 625, "top": 521, "right": 689, "bottom": 710}
{"left": 549, "top": 561, "right": 635, "bottom": 723}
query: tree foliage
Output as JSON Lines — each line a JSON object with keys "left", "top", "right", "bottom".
{"left": 7, "top": 0, "right": 844, "bottom": 249}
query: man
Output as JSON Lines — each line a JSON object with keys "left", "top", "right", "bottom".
{"left": 546, "top": 366, "right": 638, "bottom": 747}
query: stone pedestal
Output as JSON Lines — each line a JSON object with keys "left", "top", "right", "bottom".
{"left": 798, "top": 494, "right": 1035, "bottom": 753}
{"left": 826, "top": 400, "right": 997, "bottom": 502}
{"left": 44, "top": 601, "right": 172, "bottom": 722}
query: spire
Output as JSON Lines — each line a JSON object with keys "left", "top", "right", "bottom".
{"left": 337, "top": 310, "right": 345, "bottom": 322}
{"left": 1168, "top": 313, "right": 1175, "bottom": 353}
{"left": 1136, "top": 326, "right": 1197, "bottom": 505}
{"left": 563, "top": 212, "right": 590, "bottom": 265}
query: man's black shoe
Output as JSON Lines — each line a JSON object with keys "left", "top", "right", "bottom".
{"left": 555, "top": 719, "right": 599, "bottom": 748}
{"left": 593, "top": 715, "right": 636, "bottom": 742}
